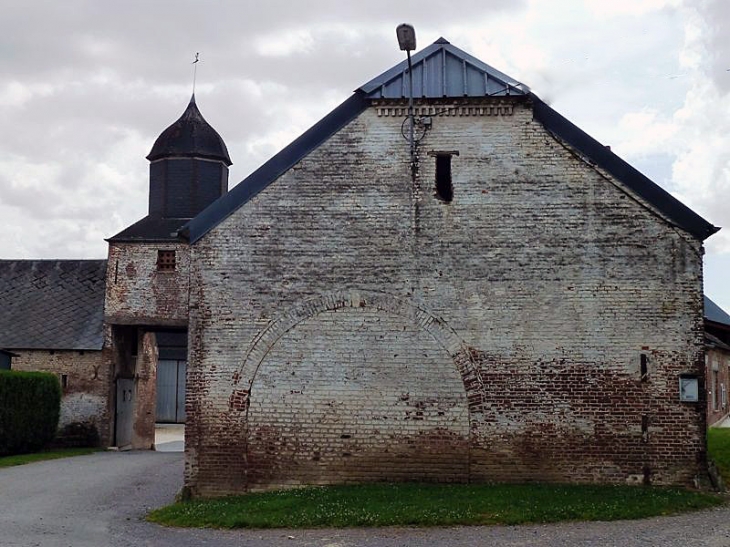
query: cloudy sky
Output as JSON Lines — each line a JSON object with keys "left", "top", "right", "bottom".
{"left": 1, "top": 0, "right": 728, "bottom": 310}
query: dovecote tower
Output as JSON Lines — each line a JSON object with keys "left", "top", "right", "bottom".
{"left": 105, "top": 94, "right": 231, "bottom": 448}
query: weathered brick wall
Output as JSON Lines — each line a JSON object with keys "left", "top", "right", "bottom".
{"left": 130, "top": 331, "right": 158, "bottom": 449}
{"left": 11, "top": 347, "right": 112, "bottom": 445}
{"left": 186, "top": 97, "right": 706, "bottom": 496}
{"left": 246, "top": 306, "right": 469, "bottom": 488}
{"left": 105, "top": 242, "right": 189, "bottom": 327}
{"left": 706, "top": 346, "right": 730, "bottom": 425}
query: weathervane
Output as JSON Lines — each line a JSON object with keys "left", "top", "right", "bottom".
{"left": 192, "top": 52, "right": 200, "bottom": 95}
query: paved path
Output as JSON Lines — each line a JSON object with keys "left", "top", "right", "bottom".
{"left": 0, "top": 451, "right": 729, "bottom": 546}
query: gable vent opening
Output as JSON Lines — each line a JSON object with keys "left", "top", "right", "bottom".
{"left": 433, "top": 152, "right": 456, "bottom": 203}
{"left": 157, "top": 250, "right": 176, "bottom": 271}
{"left": 435, "top": 154, "right": 453, "bottom": 202}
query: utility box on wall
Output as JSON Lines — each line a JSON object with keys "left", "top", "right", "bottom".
{"left": 679, "top": 375, "right": 699, "bottom": 402}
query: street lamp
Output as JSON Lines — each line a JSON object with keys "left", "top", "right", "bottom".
{"left": 396, "top": 24, "right": 416, "bottom": 178}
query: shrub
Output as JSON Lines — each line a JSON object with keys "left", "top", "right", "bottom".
{"left": 0, "top": 370, "right": 61, "bottom": 456}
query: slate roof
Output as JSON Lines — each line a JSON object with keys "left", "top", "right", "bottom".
{"left": 147, "top": 94, "right": 232, "bottom": 166}
{"left": 180, "top": 38, "right": 719, "bottom": 244}
{"left": 107, "top": 216, "right": 189, "bottom": 243}
{"left": 361, "top": 37, "right": 529, "bottom": 99}
{"left": 0, "top": 260, "right": 107, "bottom": 350}
{"left": 705, "top": 296, "right": 730, "bottom": 327}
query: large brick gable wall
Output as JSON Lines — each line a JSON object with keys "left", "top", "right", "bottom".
{"left": 185, "top": 98, "right": 706, "bottom": 496}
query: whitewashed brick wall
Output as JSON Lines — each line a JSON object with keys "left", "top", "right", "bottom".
{"left": 185, "top": 98, "right": 706, "bottom": 496}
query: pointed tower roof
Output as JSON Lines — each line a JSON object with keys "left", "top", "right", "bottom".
{"left": 147, "top": 94, "right": 232, "bottom": 165}
{"left": 360, "top": 37, "right": 529, "bottom": 99}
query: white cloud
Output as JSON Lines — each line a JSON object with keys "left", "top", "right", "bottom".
{"left": 0, "top": 0, "right": 727, "bottom": 305}
{"left": 662, "top": 2, "right": 730, "bottom": 254}
{"left": 615, "top": 109, "right": 678, "bottom": 157}
{"left": 584, "top": 0, "right": 681, "bottom": 17}
{"left": 254, "top": 29, "right": 316, "bottom": 58}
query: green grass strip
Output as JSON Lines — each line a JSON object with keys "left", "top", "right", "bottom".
{"left": 708, "top": 427, "right": 730, "bottom": 483}
{"left": 148, "top": 483, "right": 724, "bottom": 529}
{"left": 0, "top": 448, "right": 98, "bottom": 468}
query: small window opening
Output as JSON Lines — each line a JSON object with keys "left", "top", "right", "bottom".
{"left": 640, "top": 354, "right": 648, "bottom": 381}
{"left": 60, "top": 374, "right": 68, "bottom": 390}
{"left": 157, "top": 250, "right": 176, "bottom": 271}
{"left": 435, "top": 154, "right": 454, "bottom": 203}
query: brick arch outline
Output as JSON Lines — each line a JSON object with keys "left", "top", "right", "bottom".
{"left": 228, "top": 289, "right": 486, "bottom": 418}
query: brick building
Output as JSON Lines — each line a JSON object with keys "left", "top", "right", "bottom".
{"left": 0, "top": 260, "right": 111, "bottom": 445}
{"left": 178, "top": 38, "right": 720, "bottom": 496}
{"left": 0, "top": 38, "right": 725, "bottom": 489}
{"left": 705, "top": 296, "right": 730, "bottom": 426}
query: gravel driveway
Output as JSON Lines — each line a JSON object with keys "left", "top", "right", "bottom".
{"left": 0, "top": 451, "right": 728, "bottom": 547}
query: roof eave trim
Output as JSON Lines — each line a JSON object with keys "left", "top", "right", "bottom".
{"left": 706, "top": 318, "right": 730, "bottom": 332}
{"left": 106, "top": 236, "right": 186, "bottom": 243}
{"left": 185, "top": 92, "right": 369, "bottom": 243}
{"left": 531, "top": 94, "right": 720, "bottom": 241}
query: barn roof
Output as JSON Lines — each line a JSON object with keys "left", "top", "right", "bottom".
{"left": 181, "top": 38, "right": 719, "bottom": 243}
{"left": 0, "top": 260, "right": 107, "bottom": 350}
{"left": 107, "top": 215, "right": 189, "bottom": 243}
{"left": 705, "top": 295, "right": 730, "bottom": 327}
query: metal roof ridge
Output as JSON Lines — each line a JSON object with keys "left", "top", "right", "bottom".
{"left": 358, "top": 37, "right": 529, "bottom": 96}
{"left": 359, "top": 40, "right": 445, "bottom": 94}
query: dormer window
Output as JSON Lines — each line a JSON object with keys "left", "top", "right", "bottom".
{"left": 157, "top": 250, "right": 176, "bottom": 271}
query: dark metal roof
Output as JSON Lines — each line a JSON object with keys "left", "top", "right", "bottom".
{"left": 0, "top": 260, "right": 107, "bottom": 350}
{"left": 107, "top": 216, "right": 189, "bottom": 243}
{"left": 533, "top": 96, "right": 719, "bottom": 241}
{"left": 361, "top": 37, "right": 529, "bottom": 99}
{"left": 147, "top": 94, "right": 232, "bottom": 166}
{"left": 181, "top": 38, "right": 718, "bottom": 244}
{"left": 705, "top": 295, "right": 730, "bottom": 327}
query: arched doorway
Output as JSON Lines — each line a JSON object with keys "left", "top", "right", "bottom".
{"left": 245, "top": 305, "right": 470, "bottom": 489}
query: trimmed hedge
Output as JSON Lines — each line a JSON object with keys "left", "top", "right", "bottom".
{"left": 0, "top": 370, "right": 61, "bottom": 456}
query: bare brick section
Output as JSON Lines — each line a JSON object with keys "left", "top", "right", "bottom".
{"left": 247, "top": 307, "right": 469, "bottom": 488}
{"left": 11, "top": 347, "right": 112, "bottom": 446}
{"left": 105, "top": 242, "right": 189, "bottom": 327}
{"left": 185, "top": 98, "right": 707, "bottom": 496}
